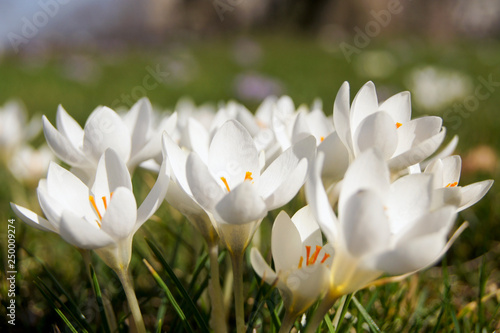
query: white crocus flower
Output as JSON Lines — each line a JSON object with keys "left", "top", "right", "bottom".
{"left": 8, "top": 144, "right": 54, "bottom": 186}
{"left": 43, "top": 98, "right": 162, "bottom": 182}
{"left": 424, "top": 155, "right": 494, "bottom": 212}
{"left": 185, "top": 119, "right": 315, "bottom": 255}
{"left": 333, "top": 81, "right": 446, "bottom": 172}
{"left": 305, "top": 149, "right": 460, "bottom": 331}
{"left": 251, "top": 207, "right": 332, "bottom": 330}
{"left": 11, "top": 148, "right": 169, "bottom": 270}
{"left": 0, "top": 100, "right": 41, "bottom": 161}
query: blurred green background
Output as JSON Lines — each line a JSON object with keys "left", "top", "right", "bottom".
{"left": 0, "top": 0, "right": 499, "bottom": 331}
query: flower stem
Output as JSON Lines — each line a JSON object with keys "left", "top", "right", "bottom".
{"left": 208, "top": 243, "right": 228, "bottom": 333}
{"left": 230, "top": 251, "right": 246, "bottom": 333}
{"left": 305, "top": 294, "right": 337, "bottom": 333}
{"left": 116, "top": 268, "right": 146, "bottom": 333}
{"left": 279, "top": 311, "right": 298, "bottom": 333}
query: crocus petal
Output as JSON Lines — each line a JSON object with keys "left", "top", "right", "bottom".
{"left": 100, "top": 187, "right": 137, "bottom": 240}
{"left": 339, "top": 149, "right": 390, "bottom": 217}
{"left": 136, "top": 157, "right": 170, "bottom": 227}
{"left": 388, "top": 128, "right": 446, "bottom": 171}
{"left": 333, "top": 81, "right": 353, "bottom": 153}
{"left": 127, "top": 98, "right": 153, "bottom": 157}
{"left": 291, "top": 205, "right": 322, "bottom": 247}
{"left": 393, "top": 116, "right": 443, "bottom": 156}
{"left": 162, "top": 132, "right": 191, "bottom": 195}
{"left": 10, "top": 203, "right": 57, "bottom": 232}
{"left": 46, "top": 162, "right": 94, "bottom": 218}
{"left": 353, "top": 111, "right": 398, "bottom": 159}
{"left": 350, "top": 81, "right": 379, "bottom": 133}
{"left": 37, "top": 180, "right": 65, "bottom": 226}
{"left": 215, "top": 181, "right": 267, "bottom": 225}
{"left": 92, "top": 149, "right": 133, "bottom": 198}
{"left": 56, "top": 105, "right": 84, "bottom": 150}
{"left": 258, "top": 136, "right": 315, "bottom": 209}
{"left": 378, "top": 91, "right": 411, "bottom": 125}
{"left": 342, "top": 190, "right": 390, "bottom": 257}
{"left": 187, "top": 118, "right": 210, "bottom": 163}
{"left": 317, "top": 131, "right": 349, "bottom": 185}
{"left": 440, "top": 155, "right": 462, "bottom": 186}
{"left": 386, "top": 173, "right": 433, "bottom": 234}
{"left": 43, "top": 116, "right": 87, "bottom": 166}
{"left": 305, "top": 152, "right": 339, "bottom": 244}
{"left": 186, "top": 153, "right": 225, "bottom": 212}
{"left": 420, "top": 135, "right": 459, "bottom": 170}
{"left": 59, "top": 210, "right": 115, "bottom": 249}
{"left": 272, "top": 211, "right": 303, "bottom": 272}
{"left": 250, "top": 248, "right": 278, "bottom": 285}
{"left": 208, "top": 120, "right": 260, "bottom": 189}
{"left": 82, "top": 107, "right": 131, "bottom": 164}
{"left": 291, "top": 112, "right": 312, "bottom": 144}
{"left": 458, "top": 180, "right": 494, "bottom": 212}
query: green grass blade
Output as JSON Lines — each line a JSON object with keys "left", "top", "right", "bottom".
{"left": 143, "top": 259, "right": 194, "bottom": 332}
{"left": 324, "top": 313, "right": 335, "bottom": 332}
{"left": 334, "top": 293, "right": 353, "bottom": 332}
{"left": 89, "top": 265, "right": 112, "bottom": 333}
{"left": 477, "top": 256, "right": 487, "bottom": 331}
{"left": 145, "top": 237, "right": 210, "bottom": 332}
{"left": 352, "top": 296, "right": 381, "bottom": 333}
{"left": 34, "top": 280, "right": 79, "bottom": 333}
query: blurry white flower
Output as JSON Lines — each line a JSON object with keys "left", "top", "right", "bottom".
{"left": 8, "top": 144, "right": 53, "bottom": 185}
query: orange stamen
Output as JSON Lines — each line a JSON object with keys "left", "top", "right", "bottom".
{"left": 320, "top": 253, "right": 330, "bottom": 263}
{"left": 396, "top": 122, "right": 402, "bottom": 129}
{"left": 102, "top": 196, "right": 107, "bottom": 209}
{"left": 220, "top": 177, "right": 231, "bottom": 192}
{"left": 298, "top": 256, "right": 304, "bottom": 269}
{"left": 320, "top": 136, "right": 325, "bottom": 142}
{"left": 445, "top": 182, "right": 458, "bottom": 188}
{"left": 308, "top": 245, "right": 322, "bottom": 265}
{"left": 89, "top": 196, "right": 102, "bottom": 221}
{"left": 244, "top": 171, "right": 253, "bottom": 181}
{"left": 305, "top": 245, "right": 311, "bottom": 265}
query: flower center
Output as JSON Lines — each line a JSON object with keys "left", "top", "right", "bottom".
{"left": 220, "top": 171, "right": 253, "bottom": 192}
{"left": 445, "top": 182, "right": 458, "bottom": 188}
{"left": 298, "top": 245, "right": 330, "bottom": 269}
{"left": 89, "top": 192, "right": 113, "bottom": 227}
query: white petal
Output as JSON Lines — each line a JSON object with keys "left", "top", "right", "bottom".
{"left": 377, "top": 91, "right": 411, "bottom": 124}
{"left": 272, "top": 211, "right": 302, "bottom": 272}
{"left": 458, "top": 180, "right": 494, "bottom": 212}
{"left": 215, "top": 181, "right": 267, "bottom": 225}
{"left": 59, "top": 210, "right": 115, "bottom": 249}
{"left": 389, "top": 128, "right": 446, "bottom": 171}
{"left": 127, "top": 98, "right": 153, "bottom": 157}
{"left": 46, "top": 162, "right": 93, "bottom": 218}
{"left": 350, "top": 81, "right": 379, "bottom": 134}
{"left": 291, "top": 112, "right": 312, "bottom": 144}
{"left": 342, "top": 190, "right": 390, "bottom": 257}
{"left": 37, "top": 181, "right": 64, "bottom": 227}
{"left": 317, "top": 131, "right": 349, "bottom": 185}
{"left": 291, "top": 205, "right": 321, "bottom": 246}
{"left": 333, "top": 81, "right": 353, "bottom": 153}
{"left": 186, "top": 153, "right": 224, "bottom": 212}
{"left": 208, "top": 120, "right": 259, "bottom": 189}
{"left": 440, "top": 155, "right": 462, "bottom": 186}
{"left": 187, "top": 118, "right": 210, "bottom": 163}
{"left": 162, "top": 132, "right": 191, "bottom": 195}
{"left": 305, "top": 152, "right": 339, "bottom": 244}
{"left": 339, "top": 149, "right": 390, "bottom": 218}
{"left": 420, "top": 135, "right": 459, "bottom": 170}
{"left": 136, "top": 157, "right": 170, "bottom": 227}
{"left": 393, "top": 116, "right": 443, "bottom": 156}
{"left": 82, "top": 107, "right": 131, "bottom": 164}
{"left": 10, "top": 203, "right": 57, "bottom": 232}
{"left": 92, "top": 149, "right": 133, "bottom": 197}
{"left": 43, "top": 116, "right": 87, "bottom": 166}
{"left": 353, "top": 111, "right": 398, "bottom": 159}
{"left": 101, "top": 187, "right": 137, "bottom": 240}
{"left": 258, "top": 136, "right": 315, "bottom": 208}
{"left": 250, "top": 248, "right": 278, "bottom": 285}
{"left": 56, "top": 105, "right": 84, "bottom": 150}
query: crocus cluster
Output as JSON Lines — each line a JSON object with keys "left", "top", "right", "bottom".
{"left": 10, "top": 82, "right": 493, "bottom": 333}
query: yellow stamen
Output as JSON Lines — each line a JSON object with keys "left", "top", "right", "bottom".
{"left": 445, "top": 182, "right": 458, "bottom": 188}
{"left": 244, "top": 171, "right": 253, "bottom": 181}
{"left": 220, "top": 177, "right": 231, "bottom": 192}
{"left": 320, "top": 136, "right": 325, "bottom": 142}
{"left": 89, "top": 196, "right": 102, "bottom": 221}
{"left": 320, "top": 253, "right": 330, "bottom": 263}
{"left": 308, "top": 245, "right": 322, "bottom": 265}
{"left": 298, "top": 256, "right": 304, "bottom": 269}
{"left": 396, "top": 122, "right": 402, "bottom": 129}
